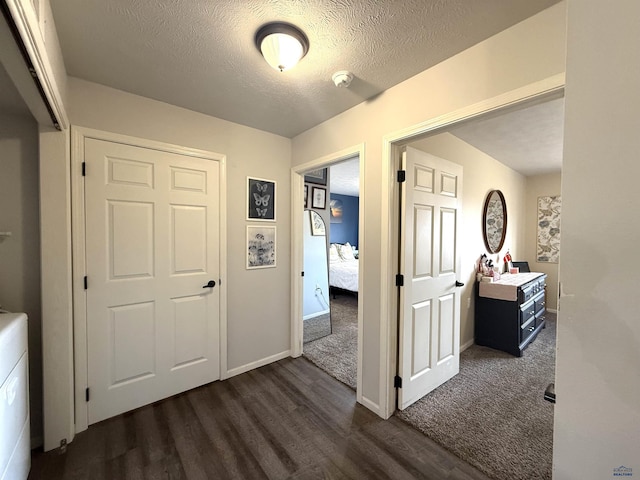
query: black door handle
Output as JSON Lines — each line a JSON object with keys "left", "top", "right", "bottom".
{"left": 202, "top": 280, "right": 216, "bottom": 288}
{"left": 455, "top": 281, "right": 464, "bottom": 287}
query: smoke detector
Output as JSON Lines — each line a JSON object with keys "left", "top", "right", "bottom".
{"left": 332, "top": 71, "right": 353, "bottom": 88}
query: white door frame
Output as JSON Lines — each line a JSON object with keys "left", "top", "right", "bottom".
{"left": 70, "top": 126, "right": 227, "bottom": 433}
{"left": 290, "top": 143, "right": 366, "bottom": 405}
{"left": 379, "top": 74, "right": 566, "bottom": 418}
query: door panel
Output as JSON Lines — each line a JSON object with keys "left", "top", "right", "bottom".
{"left": 398, "top": 146, "right": 462, "bottom": 409}
{"left": 110, "top": 301, "right": 156, "bottom": 385}
{"left": 109, "top": 200, "right": 154, "bottom": 279}
{"left": 85, "top": 138, "right": 220, "bottom": 424}
{"left": 411, "top": 301, "right": 432, "bottom": 375}
{"left": 171, "top": 205, "right": 206, "bottom": 274}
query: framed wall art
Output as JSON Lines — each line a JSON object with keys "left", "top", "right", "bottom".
{"left": 247, "top": 177, "right": 275, "bottom": 221}
{"left": 304, "top": 168, "right": 327, "bottom": 185}
{"left": 312, "top": 187, "right": 326, "bottom": 209}
{"left": 247, "top": 225, "right": 276, "bottom": 269}
{"left": 310, "top": 210, "right": 326, "bottom": 236}
{"left": 304, "top": 185, "right": 309, "bottom": 208}
{"left": 537, "top": 195, "right": 561, "bottom": 263}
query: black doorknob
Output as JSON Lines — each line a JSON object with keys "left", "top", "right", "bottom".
{"left": 202, "top": 280, "right": 216, "bottom": 288}
{"left": 455, "top": 281, "right": 465, "bottom": 287}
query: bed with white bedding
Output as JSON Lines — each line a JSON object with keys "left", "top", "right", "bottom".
{"left": 329, "top": 243, "right": 359, "bottom": 293}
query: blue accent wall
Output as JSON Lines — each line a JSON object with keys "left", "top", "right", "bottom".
{"left": 329, "top": 193, "right": 359, "bottom": 247}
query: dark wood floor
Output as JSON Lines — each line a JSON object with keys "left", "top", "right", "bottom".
{"left": 29, "top": 357, "right": 490, "bottom": 480}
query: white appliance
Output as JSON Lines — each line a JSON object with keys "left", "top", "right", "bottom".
{"left": 0, "top": 312, "right": 30, "bottom": 480}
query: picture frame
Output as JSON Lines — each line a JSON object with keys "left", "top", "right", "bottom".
{"left": 246, "top": 225, "right": 276, "bottom": 269}
{"left": 311, "top": 187, "right": 326, "bottom": 209}
{"left": 247, "top": 177, "right": 276, "bottom": 221}
{"left": 310, "top": 210, "right": 326, "bottom": 236}
{"left": 536, "top": 195, "right": 561, "bottom": 263}
{"left": 304, "top": 168, "right": 327, "bottom": 185}
{"left": 304, "top": 185, "right": 309, "bottom": 208}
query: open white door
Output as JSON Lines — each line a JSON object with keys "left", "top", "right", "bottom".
{"left": 84, "top": 137, "right": 221, "bottom": 424}
{"left": 397, "top": 146, "right": 463, "bottom": 410}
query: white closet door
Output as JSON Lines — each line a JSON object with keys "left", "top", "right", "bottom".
{"left": 84, "top": 138, "right": 220, "bottom": 424}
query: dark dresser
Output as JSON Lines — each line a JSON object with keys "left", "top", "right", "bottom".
{"left": 475, "top": 272, "right": 547, "bottom": 356}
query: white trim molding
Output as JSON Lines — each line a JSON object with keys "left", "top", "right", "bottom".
{"left": 291, "top": 143, "right": 367, "bottom": 407}
{"left": 4, "top": 0, "right": 69, "bottom": 129}
{"left": 225, "top": 350, "right": 291, "bottom": 379}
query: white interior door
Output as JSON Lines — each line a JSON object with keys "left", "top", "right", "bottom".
{"left": 84, "top": 138, "right": 220, "bottom": 424}
{"left": 398, "top": 146, "right": 463, "bottom": 410}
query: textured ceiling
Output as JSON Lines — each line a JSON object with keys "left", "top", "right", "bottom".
{"left": 330, "top": 157, "right": 360, "bottom": 197}
{"left": 449, "top": 97, "right": 564, "bottom": 176}
{"left": 49, "top": 0, "right": 560, "bottom": 138}
{"left": 329, "top": 97, "right": 564, "bottom": 195}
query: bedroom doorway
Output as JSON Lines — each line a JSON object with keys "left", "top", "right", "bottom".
{"left": 291, "top": 145, "right": 365, "bottom": 401}
{"left": 302, "top": 156, "right": 360, "bottom": 389}
{"left": 386, "top": 91, "right": 564, "bottom": 480}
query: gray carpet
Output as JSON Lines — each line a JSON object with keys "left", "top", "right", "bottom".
{"left": 303, "top": 313, "right": 331, "bottom": 343}
{"left": 304, "top": 294, "right": 556, "bottom": 480}
{"left": 397, "top": 313, "right": 556, "bottom": 480}
{"left": 303, "top": 293, "right": 358, "bottom": 389}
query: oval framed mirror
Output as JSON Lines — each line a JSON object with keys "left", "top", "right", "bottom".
{"left": 482, "top": 190, "right": 507, "bottom": 253}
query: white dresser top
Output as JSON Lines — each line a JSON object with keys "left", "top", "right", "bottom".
{"left": 478, "top": 272, "right": 545, "bottom": 301}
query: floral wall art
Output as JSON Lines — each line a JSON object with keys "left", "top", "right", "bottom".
{"left": 537, "top": 195, "right": 561, "bottom": 263}
{"left": 247, "top": 225, "right": 276, "bottom": 269}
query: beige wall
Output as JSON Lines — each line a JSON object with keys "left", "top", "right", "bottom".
{"left": 68, "top": 77, "right": 293, "bottom": 373}
{"left": 410, "top": 133, "right": 527, "bottom": 347}
{"left": 38, "top": 78, "right": 292, "bottom": 449}
{"left": 35, "top": 0, "right": 569, "bottom": 448}
{"left": 0, "top": 112, "right": 43, "bottom": 445}
{"left": 292, "top": 2, "right": 567, "bottom": 411}
{"left": 525, "top": 172, "right": 561, "bottom": 310}
{"left": 554, "top": 0, "right": 640, "bottom": 477}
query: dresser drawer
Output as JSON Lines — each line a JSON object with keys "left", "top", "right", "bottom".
{"left": 520, "top": 283, "right": 536, "bottom": 303}
{"left": 521, "top": 317, "right": 536, "bottom": 343}
{"left": 519, "top": 300, "right": 536, "bottom": 325}
{"left": 534, "top": 293, "right": 545, "bottom": 314}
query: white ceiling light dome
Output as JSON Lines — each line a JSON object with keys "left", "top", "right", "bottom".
{"left": 255, "top": 22, "right": 309, "bottom": 72}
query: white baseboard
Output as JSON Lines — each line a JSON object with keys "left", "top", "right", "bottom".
{"left": 360, "top": 395, "right": 381, "bottom": 417}
{"left": 460, "top": 338, "right": 475, "bottom": 352}
{"left": 223, "top": 349, "right": 291, "bottom": 379}
{"left": 303, "top": 309, "right": 330, "bottom": 321}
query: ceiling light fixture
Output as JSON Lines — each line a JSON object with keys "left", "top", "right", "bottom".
{"left": 255, "top": 22, "right": 309, "bottom": 72}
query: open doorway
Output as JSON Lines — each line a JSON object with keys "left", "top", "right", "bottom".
{"left": 291, "top": 144, "right": 365, "bottom": 401}
{"left": 302, "top": 157, "right": 360, "bottom": 389}
{"left": 389, "top": 94, "right": 563, "bottom": 480}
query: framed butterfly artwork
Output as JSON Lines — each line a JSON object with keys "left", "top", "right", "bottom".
{"left": 247, "top": 177, "right": 276, "bottom": 221}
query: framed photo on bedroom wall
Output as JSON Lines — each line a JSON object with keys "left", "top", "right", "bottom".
{"left": 312, "top": 187, "right": 326, "bottom": 209}
{"left": 247, "top": 177, "right": 275, "bottom": 221}
{"left": 304, "top": 168, "right": 327, "bottom": 185}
